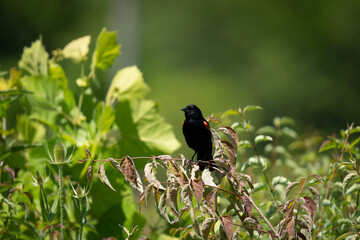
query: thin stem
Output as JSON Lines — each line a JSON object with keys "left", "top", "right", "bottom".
{"left": 243, "top": 191, "right": 281, "bottom": 239}
{"left": 58, "top": 164, "right": 64, "bottom": 240}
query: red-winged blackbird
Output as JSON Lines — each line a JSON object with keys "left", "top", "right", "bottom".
{"left": 181, "top": 104, "right": 214, "bottom": 171}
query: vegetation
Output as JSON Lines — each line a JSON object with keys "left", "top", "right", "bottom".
{"left": 1, "top": 29, "right": 360, "bottom": 239}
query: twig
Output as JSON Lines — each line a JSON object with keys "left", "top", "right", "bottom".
{"left": 243, "top": 191, "right": 281, "bottom": 239}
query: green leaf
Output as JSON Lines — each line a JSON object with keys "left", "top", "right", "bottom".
{"left": 20, "top": 75, "right": 63, "bottom": 111}
{"left": 106, "top": 66, "right": 150, "bottom": 104}
{"left": 92, "top": 28, "right": 121, "bottom": 71}
{"left": 221, "top": 109, "right": 239, "bottom": 119}
{"left": 62, "top": 35, "right": 91, "bottom": 63}
{"left": 241, "top": 156, "right": 268, "bottom": 171}
{"left": 16, "top": 114, "right": 46, "bottom": 144}
{"left": 49, "top": 189, "right": 60, "bottom": 223}
{"left": 254, "top": 135, "right": 273, "bottom": 145}
{"left": 115, "top": 100, "right": 181, "bottom": 168}
{"left": 18, "top": 38, "right": 49, "bottom": 76}
{"left": 271, "top": 176, "right": 290, "bottom": 187}
{"left": 240, "top": 105, "right": 262, "bottom": 116}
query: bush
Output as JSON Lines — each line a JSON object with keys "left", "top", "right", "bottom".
{"left": 1, "top": 29, "right": 359, "bottom": 240}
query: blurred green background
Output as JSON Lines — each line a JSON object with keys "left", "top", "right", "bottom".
{"left": 1, "top": 0, "right": 360, "bottom": 155}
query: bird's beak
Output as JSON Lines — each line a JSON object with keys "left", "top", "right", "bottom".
{"left": 181, "top": 107, "right": 187, "bottom": 112}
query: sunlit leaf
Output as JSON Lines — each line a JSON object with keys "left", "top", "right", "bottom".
{"left": 271, "top": 176, "right": 290, "bottom": 188}
{"left": 106, "top": 66, "right": 150, "bottom": 104}
{"left": 18, "top": 38, "right": 48, "bottom": 76}
{"left": 221, "top": 109, "right": 239, "bottom": 119}
{"left": 115, "top": 100, "right": 181, "bottom": 168}
{"left": 254, "top": 135, "right": 273, "bottom": 145}
{"left": 92, "top": 28, "right": 121, "bottom": 71}
{"left": 202, "top": 169, "right": 217, "bottom": 188}
{"left": 62, "top": 35, "right": 91, "bottom": 63}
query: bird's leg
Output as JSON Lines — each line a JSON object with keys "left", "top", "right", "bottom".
{"left": 187, "top": 151, "right": 197, "bottom": 167}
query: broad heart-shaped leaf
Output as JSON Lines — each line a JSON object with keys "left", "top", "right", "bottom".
{"left": 62, "top": 35, "right": 90, "bottom": 63}
{"left": 20, "top": 75, "right": 64, "bottom": 111}
{"left": 91, "top": 28, "right": 121, "bottom": 71}
{"left": 106, "top": 66, "right": 150, "bottom": 105}
{"left": 18, "top": 38, "right": 49, "bottom": 76}
{"left": 115, "top": 100, "right": 181, "bottom": 168}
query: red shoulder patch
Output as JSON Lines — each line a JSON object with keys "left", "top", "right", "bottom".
{"left": 182, "top": 121, "right": 185, "bottom": 127}
{"left": 203, "top": 120, "right": 210, "bottom": 129}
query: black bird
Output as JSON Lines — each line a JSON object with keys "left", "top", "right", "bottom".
{"left": 181, "top": 104, "right": 213, "bottom": 171}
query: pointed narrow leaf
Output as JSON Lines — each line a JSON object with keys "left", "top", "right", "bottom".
{"left": 49, "top": 190, "right": 60, "bottom": 223}
{"left": 98, "top": 162, "right": 116, "bottom": 191}
{"left": 202, "top": 169, "right": 217, "bottom": 188}
{"left": 286, "top": 217, "right": 296, "bottom": 238}
{"left": 119, "top": 156, "right": 144, "bottom": 192}
{"left": 301, "top": 196, "right": 317, "bottom": 219}
{"left": 181, "top": 184, "right": 192, "bottom": 208}
{"left": 191, "top": 179, "right": 203, "bottom": 205}
{"left": 201, "top": 218, "right": 215, "bottom": 239}
{"left": 285, "top": 182, "right": 299, "bottom": 198}
{"left": 220, "top": 215, "right": 233, "bottom": 240}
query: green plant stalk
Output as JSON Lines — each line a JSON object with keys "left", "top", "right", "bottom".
{"left": 58, "top": 164, "right": 64, "bottom": 240}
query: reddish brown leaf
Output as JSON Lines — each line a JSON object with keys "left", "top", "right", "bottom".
{"left": 42, "top": 225, "right": 53, "bottom": 233}
{"left": 266, "top": 230, "right": 276, "bottom": 240}
{"left": 241, "top": 195, "right": 252, "bottom": 216}
{"left": 119, "top": 156, "right": 143, "bottom": 192}
{"left": 220, "top": 215, "right": 233, "bottom": 240}
{"left": 301, "top": 196, "right": 317, "bottom": 219}
{"left": 191, "top": 179, "right": 203, "bottom": 205}
{"left": 286, "top": 217, "right": 296, "bottom": 238}
{"left": 23, "top": 192, "right": 33, "bottom": 203}
{"left": 200, "top": 218, "right": 215, "bottom": 239}
{"left": 221, "top": 139, "right": 236, "bottom": 169}
{"left": 219, "top": 126, "right": 239, "bottom": 152}
{"left": 166, "top": 186, "right": 179, "bottom": 215}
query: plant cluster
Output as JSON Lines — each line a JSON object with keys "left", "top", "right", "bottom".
{"left": 1, "top": 29, "right": 360, "bottom": 240}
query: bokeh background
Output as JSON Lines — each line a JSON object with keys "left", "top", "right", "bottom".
{"left": 1, "top": 0, "right": 360, "bottom": 155}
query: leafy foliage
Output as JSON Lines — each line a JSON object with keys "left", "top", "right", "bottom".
{"left": 1, "top": 28, "right": 360, "bottom": 240}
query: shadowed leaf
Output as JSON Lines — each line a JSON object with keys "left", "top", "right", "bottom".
{"left": 221, "top": 215, "right": 233, "bottom": 240}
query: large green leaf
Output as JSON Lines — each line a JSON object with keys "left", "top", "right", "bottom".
{"left": 20, "top": 75, "right": 63, "bottom": 111}
{"left": 106, "top": 66, "right": 150, "bottom": 105}
{"left": 18, "top": 38, "right": 49, "bottom": 76}
{"left": 115, "top": 100, "right": 181, "bottom": 168}
{"left": 91, "top": 28, "right": 121, "bottom": 71}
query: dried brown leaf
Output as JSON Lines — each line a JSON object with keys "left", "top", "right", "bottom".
{"left": 84, "top": 147, "right": 92, "bottom": 159}
{"left": 301, "top": 196, "right": 317, "bottom": 219}
{"left": 139, "top": 184, "right": 153, "bottom": 212}
{"left": 219, "top": 126, "right": 239, "bottom": 152}
{"left": 144, "top": 163, "right": 165, "bottom": 190}
{"left": 220, "top": 215, "right": 233, "bottom": 240}
{"left": 191, "top": 179, "right": 203, "bottom": 205}
{"left": 87, "top": 164, "right": 93, "bottom": 185}
{"left": 119, "top": 156, "right": 144, "bottom": 192}
{"left": 98, "top": 162, "right": 116, "bottom": 191}
{"left": 286, "top": 217, "right": 296, "bottom": 238}
{"left": 221, "top": 139, "right": 236, "bottom": 169}
{"left": 180, "top": 184, "right": 192, "bottom": 208}
{"left": 241, "top": 195, "right": 252, "bottom": 216}
{"left": 166, "top": 186, "right": 179, "bottom": 215}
